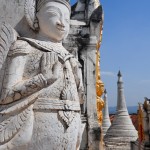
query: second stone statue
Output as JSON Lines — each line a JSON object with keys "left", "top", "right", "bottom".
{"left": 0, "top": 0, "right": 84, "bottom": 149}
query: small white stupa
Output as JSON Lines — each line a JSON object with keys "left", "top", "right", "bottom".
{"left": 104, "top": 71, "right": 138, "bottom": 150}
{"left": 102, "top": 89, "right": 111, "bottom": 136}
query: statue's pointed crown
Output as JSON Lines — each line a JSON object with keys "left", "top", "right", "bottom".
{"left": 36, "top": 0, "right": 70, "bottom": 12}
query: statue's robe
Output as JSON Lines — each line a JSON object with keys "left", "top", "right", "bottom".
{"left": 0, "top": 38, "right": 83, "bottom": 150}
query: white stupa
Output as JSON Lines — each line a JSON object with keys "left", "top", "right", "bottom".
{"left": 102, "top": 89, "right": 111, "bottom": 136}
{"left": 104, "top": 71, "right": 138, "bottom": 150}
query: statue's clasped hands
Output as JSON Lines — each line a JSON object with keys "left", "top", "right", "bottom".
{"left": 41, "top": 52, "right": 60, "bottom": 85}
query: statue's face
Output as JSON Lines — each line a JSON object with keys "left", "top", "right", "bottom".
{"left": 37, "top": 2, "right": 70, "bottom": 42}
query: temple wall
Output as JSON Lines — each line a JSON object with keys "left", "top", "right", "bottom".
{"left": 0, "top": 0, "right": 25, "bottom": 27}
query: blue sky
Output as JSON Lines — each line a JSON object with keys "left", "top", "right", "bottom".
{"left": 71, "top": 0, "right": 150, "bottom": 107}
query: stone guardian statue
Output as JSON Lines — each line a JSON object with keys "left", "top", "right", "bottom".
{"left": 0, "top": 0, "right": 84, "bottom": 149}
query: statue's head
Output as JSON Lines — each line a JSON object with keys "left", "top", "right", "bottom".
{"left": 25, "top": 0, "right": 70, "bottom": 42}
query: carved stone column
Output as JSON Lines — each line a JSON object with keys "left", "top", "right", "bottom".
{"left": 71, "top": 1, "right": 104, "bottom": 149}
{"left": 83, "top": 35, "right": 101, "bottom": 150}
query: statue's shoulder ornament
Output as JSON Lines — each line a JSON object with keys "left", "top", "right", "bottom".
{"left": 8, "top": 40, "right": 32, "bottom": 56}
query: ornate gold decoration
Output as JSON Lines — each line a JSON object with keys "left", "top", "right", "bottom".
{"left": 138, "top": 103, "right": 145, "bottom": 142}
{"left": 96, "top": 21, "right": 104, "bottom": 125}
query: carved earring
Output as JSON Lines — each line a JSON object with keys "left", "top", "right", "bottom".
{"left": 33, "top": 17, "right": 40, "bottom": 31}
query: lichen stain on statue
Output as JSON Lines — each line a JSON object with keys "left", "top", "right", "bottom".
{"left": 0, "top": 0, "right": 84, "bottom": 150}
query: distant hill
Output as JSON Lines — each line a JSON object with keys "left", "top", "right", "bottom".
{"left": 109, "top": 106, "right": 138, "bottom": 114}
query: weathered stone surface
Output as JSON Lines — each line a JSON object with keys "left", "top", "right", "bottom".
{"left": 0, "top": 0, "right": 104, "bottom": 149}
{"left": 0, "top": 1, "right": 84, "bottom": 150}
{"left": 69, "top": 1, "right": 104, "bottom": 149}
{"left": 0, "top": 0, "right": 25, "bottom": 27}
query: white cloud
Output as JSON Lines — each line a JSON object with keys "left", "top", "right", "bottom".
{"left": 101, "top": 71, "right": 115, "bottom": 77}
